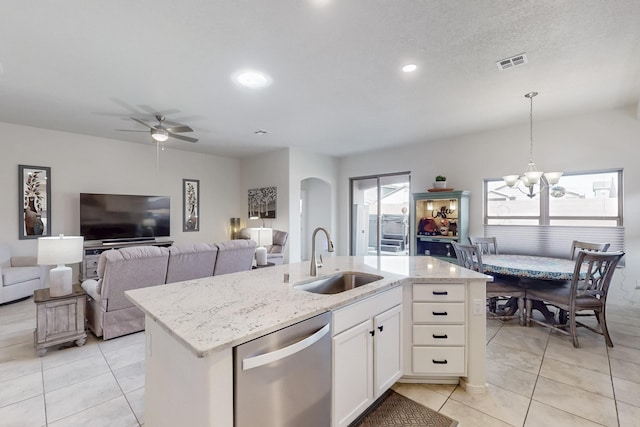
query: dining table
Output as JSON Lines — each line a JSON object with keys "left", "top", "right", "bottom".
{"left": 481, "top": 254, "right": 579, "bottom": 324}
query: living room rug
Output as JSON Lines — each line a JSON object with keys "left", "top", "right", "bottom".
{"left": 352, "top": 390, "right": 458, "bottom": 427}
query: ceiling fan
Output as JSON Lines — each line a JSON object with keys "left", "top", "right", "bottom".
{"left": 117, "top": 114, "right": 198, "bottom": 143}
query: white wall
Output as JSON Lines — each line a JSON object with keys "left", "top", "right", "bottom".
{"left": 0, "top": 122, "right": 242, "bottom": 274}
{"left": 338, "top": 107, "right": 640, "bottom": 305}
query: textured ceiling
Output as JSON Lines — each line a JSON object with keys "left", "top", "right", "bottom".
{"left": 1, "top": 0, "right": 639, "bottom": 158}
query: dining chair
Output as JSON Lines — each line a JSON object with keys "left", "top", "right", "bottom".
{"left": 468, "top": 236, "right": 499, "bottom": 255}
{"left": 525, "top": 250, "right": 624, "bottom": 348}
{"left": 569, "top": 240, "right": 610, "bottom": 260}
{"left": 452, "top": 241, "right": 526, "bottom": 325}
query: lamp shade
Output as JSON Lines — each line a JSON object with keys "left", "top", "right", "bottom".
{"left": 249, "top": 228, "right": 273, "bottom": 247}
{"left": 37, "top": 235, "right": 84, "bottom": 266}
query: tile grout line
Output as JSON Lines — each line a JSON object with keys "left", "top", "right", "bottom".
{"left": 606, "top": 345, "right": 622, "bottom": 427}
{"left": 99, "top": 337, "right": 144, "bottom": 427}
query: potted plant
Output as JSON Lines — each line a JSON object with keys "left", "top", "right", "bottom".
{"left": 433, "top": 175, "right": 447, "bottom": 189}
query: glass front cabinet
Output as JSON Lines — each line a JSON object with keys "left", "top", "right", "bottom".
{"left": 412, "top": 190, "right": 470, "bottom": 262}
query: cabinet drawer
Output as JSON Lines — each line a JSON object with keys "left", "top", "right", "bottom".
{"left": 413, "top": 284, "right": 465, "bottom": 302}
{"left": 413, "top": 303, "right": 465, "bottom": 323}
{"left": 413, "top": 325, "right": 465, "bottom": 346}
{"left": 412, "top": 347, "right": 465, "bottom": 375}
{"left": 85, "top": 255, "right": 100, "bottom": 266}
{"left": 84, "top": 267, "right": 98, "bottom": 279}
{"left": 333, "top": 286, "right": 402, "bottom": 336}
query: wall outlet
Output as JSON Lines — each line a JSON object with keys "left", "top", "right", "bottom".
{"left": 473, "top": 298, "right": 485, "bottom": 315}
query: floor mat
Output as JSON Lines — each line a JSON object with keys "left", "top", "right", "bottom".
{"left": 352, "top": 390, "right": 458, "bottom": 427}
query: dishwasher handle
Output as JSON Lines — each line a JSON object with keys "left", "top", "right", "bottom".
{"left": 242, "top": 323, "right": 331, "bottom": 370}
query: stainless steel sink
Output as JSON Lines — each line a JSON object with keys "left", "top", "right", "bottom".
{"left": 294, "top": 272, "right": 384, "bottom": 295}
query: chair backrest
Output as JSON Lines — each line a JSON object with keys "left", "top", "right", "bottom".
{"left": 99, "top": 246, "right": 170, "bottom": 311}
{"left": 213, "top": 239, "right": 257, "bottom": 275}
{"left": 237, "top": 227, "right": 252, "bottom": 240}
{"left": 468, "top": 237, "right": 498, "bottom": 255}
{"left": 451, "top": 241, "right": 483, "bottom": 273}
{"left": 570, "top": 240, "right": 610, "bottom": 260}
{"left": 570, "top": 250, "right": 624, "bottom": 303}
{"left": 166, "top": 243, "right": 218, "bottom": 283}
{"left": 268, "top": 230, "right": 288, "bottom": 254}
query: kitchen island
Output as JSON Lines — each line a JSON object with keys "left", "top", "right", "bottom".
{"left": 126, "top": 255, "right": 489, "bottom": 427}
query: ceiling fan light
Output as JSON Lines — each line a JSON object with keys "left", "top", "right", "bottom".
{"left": 152, "top": 128, "right": 169, "bottom": 142}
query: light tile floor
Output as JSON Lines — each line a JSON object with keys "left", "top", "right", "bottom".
{"left": 1, "top": 297, "right": 639, "bottom": 426}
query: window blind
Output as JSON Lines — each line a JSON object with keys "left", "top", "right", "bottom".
{"left": 482, "top": 225, "right": 625, "bottom": 264}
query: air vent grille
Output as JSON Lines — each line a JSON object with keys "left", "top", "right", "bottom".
{"left": 496, "top": 53, "right": 528, "bottom": 71}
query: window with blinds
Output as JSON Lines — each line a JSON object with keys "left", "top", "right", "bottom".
{"left": 482, "top": 169, "right": 624, "bottom": 259}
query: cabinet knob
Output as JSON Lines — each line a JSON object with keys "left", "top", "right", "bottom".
{"left": 369, "top": 330, "right": 375, "bottom": 337}
{"left": 378, "top": 325, "right": 384, "bottom": 332}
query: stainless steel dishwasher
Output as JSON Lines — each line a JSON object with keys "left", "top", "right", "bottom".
{"left": 234, "top": 312, "right": 331, "bottom": 427}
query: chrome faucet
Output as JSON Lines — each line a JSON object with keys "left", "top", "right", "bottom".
{"left": 310, "top": 227, "right": 335, "bottom": 276}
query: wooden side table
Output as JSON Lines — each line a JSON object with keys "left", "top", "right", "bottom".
{"left": 34, "top": 284, "right": 87, "bottom": 356}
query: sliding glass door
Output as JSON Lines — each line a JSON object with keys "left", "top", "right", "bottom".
{"left": 350, "top": 172, "right": 411, "bottom": 256}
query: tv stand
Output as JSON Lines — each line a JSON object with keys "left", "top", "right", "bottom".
{"left": 79, "top": 239, "right": 174, "bottom": 282}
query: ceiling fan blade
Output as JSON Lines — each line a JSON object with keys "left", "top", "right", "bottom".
{"left": 130, "top": 117, "right": 156, "bottom": 130}
{"left": 165, "top": 125, "right": 193, "bottom": 133}
{"left": 169, "top": 133, "right": 198, "bottom": 143}
{"left": 115, "top": 129, "right": 149, "bottom": 132}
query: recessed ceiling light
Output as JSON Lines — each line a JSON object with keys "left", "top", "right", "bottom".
{"left": 233, "top": 70, "right": 272, "bottom": 88}
{"left": 402, "top": 64, "right": 417, "bottom": 73}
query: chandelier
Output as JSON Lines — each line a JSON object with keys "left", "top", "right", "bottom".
{"left": 502, "top": 91, "right": 562, "bottom": 198}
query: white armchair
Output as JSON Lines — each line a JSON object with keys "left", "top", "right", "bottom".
{"left": 0, "top": 242, "right": 48, "bottom": 304}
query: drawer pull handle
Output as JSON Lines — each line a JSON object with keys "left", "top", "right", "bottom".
{"left": 432, "top": 334, "right": 448, "bottom": 339}
{"left": 432, "top": 359, "right": 448, "bottom": 364}
{"left": 432, "top": 291, "right": 448, "bottom": 295}
{"left": 432, "top": 311, "right": 448, "bottom": 316}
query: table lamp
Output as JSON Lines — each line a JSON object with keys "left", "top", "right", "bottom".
{"left": 37, "top": 234, "right": 84, "bottom": 297}
{"left": 250, "top": 227, "right": 273, "bottom": 266}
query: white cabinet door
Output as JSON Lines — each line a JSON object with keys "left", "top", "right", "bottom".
{"left": 373, "top": 304, "right": 402, "bottom": 398}
{"left": 333, "top": 319, "right": 373, "bottom": 427}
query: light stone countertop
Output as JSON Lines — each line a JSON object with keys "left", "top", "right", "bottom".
{"left": 125, "top": 255, "right": 489, "bottom": 358}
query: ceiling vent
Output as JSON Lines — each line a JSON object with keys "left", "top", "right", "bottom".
{"left": 496, "top": 53, "right": 528, "bottom": 71}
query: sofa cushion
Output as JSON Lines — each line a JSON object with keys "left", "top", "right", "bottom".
{"left": 166, "top": 243, "right": 218, "bottom": 283}
{"left": 2, "top": 266, "right": 40, "bottom": 286}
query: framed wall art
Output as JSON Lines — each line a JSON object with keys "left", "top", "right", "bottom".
{"left": 248, "top": 186, "right": 277, "bottom": 219}
{"left": 183, "top": 178, "right": 200, "bottom": 232}
{"left": 19, "top": 165, "right": 51, "bottom": 240}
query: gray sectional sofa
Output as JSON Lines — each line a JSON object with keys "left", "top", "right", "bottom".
{"left": 81, "top": 239, "right": 256, "bottom": 340}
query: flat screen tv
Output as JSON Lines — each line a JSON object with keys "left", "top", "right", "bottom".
{"left": 80, "top": 193, "right": 170, "bottom": 242}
